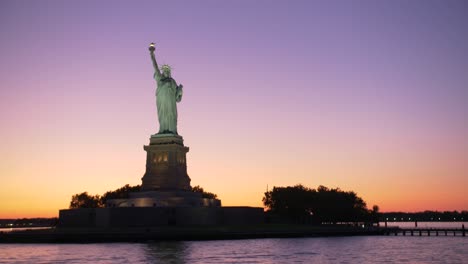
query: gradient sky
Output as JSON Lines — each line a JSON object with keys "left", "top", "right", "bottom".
{"left": 1, "top": 0, "right": 467, "bottom": 218}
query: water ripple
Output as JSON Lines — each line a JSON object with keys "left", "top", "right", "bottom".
{"left": 0, "top": 236, "right": 466, "bottom": 263}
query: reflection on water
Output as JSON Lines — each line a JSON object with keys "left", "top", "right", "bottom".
{"left": 1, "top": 236, "right": 467, "bottom": 263}
{"left": 139, "top": 236, "right": 468, "bottom": 263}
{"left": 143, "top": 242, "right": 190, "bottom": 263}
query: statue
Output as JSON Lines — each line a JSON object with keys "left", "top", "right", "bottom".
{"left": 149, "top": 43, "right": 183, "bottom": 135}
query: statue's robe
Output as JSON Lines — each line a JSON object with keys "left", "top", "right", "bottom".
{"left": 155, "top": 74, "right": 182, "bottom": 134}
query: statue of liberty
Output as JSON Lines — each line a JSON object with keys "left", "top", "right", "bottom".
{"left": 149, "top": 43, "right": 183, "bottom": 135}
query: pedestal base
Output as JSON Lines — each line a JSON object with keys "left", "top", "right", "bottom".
{"left": 107, "top": 134, "right": 221, "bottom": 209}
{"left": 59, "top": 206, "right": 264, "bottom": 227}
{"left": 106, "top": 191, "right": 221, "bottom": 207}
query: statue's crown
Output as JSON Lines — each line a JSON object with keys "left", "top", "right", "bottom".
{"left": 161, "top": 64, "right": 171, "bottom": 72}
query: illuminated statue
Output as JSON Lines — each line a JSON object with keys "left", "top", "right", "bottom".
{"left": 149, "top": 43, "right": 183, "bottom": 135}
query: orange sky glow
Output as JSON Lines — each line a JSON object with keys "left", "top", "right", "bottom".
{"left": 1, "top": 1, "right": 467, "bottom": 218}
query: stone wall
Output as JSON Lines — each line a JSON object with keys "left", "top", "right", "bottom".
{"left": 58, "top": 208, "right": 96, "bottom": 228}
{"left": 59, "top": 207, "right": 264, "bottom": 228}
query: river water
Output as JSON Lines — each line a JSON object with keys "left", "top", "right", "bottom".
{"left": 1, "top": 236, "right": 467, "bottom": 263}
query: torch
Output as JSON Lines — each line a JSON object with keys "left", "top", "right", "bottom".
{"left": 149, "top": 42, "right": 155, "bottom": 52}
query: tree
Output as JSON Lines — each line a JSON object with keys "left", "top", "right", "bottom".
{"left": 69, "top": 192, "right": 101, "bottom": 208}
{"left": 263, "top": 184, "right": 374, "bottom": 223}
{"left": 192, "top": 185, "right": 218, "bottom": 199}
{"left": 100, "top": 184, "right": 141, "bottom": 205}
{"left": 263, "top": 185, "right": 314, "bottom": 219}
{"left": 370, "top": 205, "right": 380, "bottom": 223}
{"left": 69, "top": 184, "right": 219, "bottom": 208}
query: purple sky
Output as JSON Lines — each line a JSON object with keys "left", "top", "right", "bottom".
{"left": 0, "top": 0, "right": 467, "bottom": 217}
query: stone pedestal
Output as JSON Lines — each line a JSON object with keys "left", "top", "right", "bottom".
{"left": 141, "top": 134, "right": 191, "bottom": 191}
{"left": 106, "top": 133, "right": 221, "bottom": 208}
{"left": 106, "top": 191, "right": 221, "bottom": 208}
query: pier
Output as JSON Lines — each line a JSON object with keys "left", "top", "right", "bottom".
{"left": 384, "top": 227, "right": 466, "bottom": 237}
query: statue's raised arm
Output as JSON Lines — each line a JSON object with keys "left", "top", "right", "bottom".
{"left": 149, "top": 43, "right": 161, "bottom": 80}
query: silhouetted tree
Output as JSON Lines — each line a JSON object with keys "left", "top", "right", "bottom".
{"left": 263, "top": 185, "right": 315, "bottom": 220}
{"left": 100, "top": 184, "right": 141, "bottom": 205}
{"left": 69, "top": 192, "right": 101, "bottom": 208}
{"left": 370, "top": 205, "right": 380, "bottom": 223}
{"left": 69, "top": 184, "right": 219, "bottom": 208}
{"left": 263, "top": 184, "right": 374, "bottom": 223}
{"left": 192, "top": 185, "right": 218, "bottom": 199}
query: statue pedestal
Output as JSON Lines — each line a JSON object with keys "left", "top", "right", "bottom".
{"left": 106, "top": 190, "right": 221, "bottom": 207}
{"left": 107, "top": 133, "right": 221, "bottom": 208}
{"left": 141, "top": 134, "right": 191, "bottom": 191}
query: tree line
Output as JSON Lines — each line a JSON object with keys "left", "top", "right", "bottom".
{"left": 70, "top": 183, "right": 379, "bottom": 224}
{"left": 263, "top": 185, "right": 379, "bottom": 224}
{"left": 69, "top": 184, "right": 217, "bottom": 208}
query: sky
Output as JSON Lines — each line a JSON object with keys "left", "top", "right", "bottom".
{"left": 0, "top": 0, "right": 467, "bottom": 218}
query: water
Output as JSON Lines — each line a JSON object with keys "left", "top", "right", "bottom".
{"left": 1, "top": 236, "right": 466, "bottom": 263}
